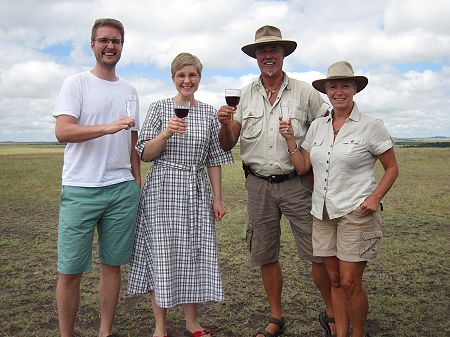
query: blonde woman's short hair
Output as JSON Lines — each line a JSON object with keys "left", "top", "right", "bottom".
{"left": 171, "top": 53, "right": 203, "bottom": 78}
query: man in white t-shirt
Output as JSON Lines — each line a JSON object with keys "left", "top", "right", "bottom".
{"left": 53, "top": 18, "right": 140, "bottom": 337}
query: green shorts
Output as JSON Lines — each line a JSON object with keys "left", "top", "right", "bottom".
{"left": 57, "top": 180, "right": 140, "bottom": 274}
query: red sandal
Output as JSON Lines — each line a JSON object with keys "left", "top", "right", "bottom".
{"left": 187, "top": 328, "right": 211, "bottom": 337}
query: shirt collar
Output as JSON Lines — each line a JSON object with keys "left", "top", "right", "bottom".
{"left": 253, "top": 72, "right": 291, "bottom": 91}
{"left": 348, "top": 102, "right": 361, "bottom": 121}
{"left": 326, "top": 102, "right": 361, "bottom": 123}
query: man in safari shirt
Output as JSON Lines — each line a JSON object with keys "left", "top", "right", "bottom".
{"left": 217, "top": 25, "right": 335, "bottom": 337}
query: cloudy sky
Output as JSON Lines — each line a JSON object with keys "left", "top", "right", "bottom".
{"left": 1, "top": 0, "right": 449, "bottom": 142}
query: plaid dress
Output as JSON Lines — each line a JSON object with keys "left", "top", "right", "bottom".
{"left": 128, "top": 98, "right": 233, "bottom": 308}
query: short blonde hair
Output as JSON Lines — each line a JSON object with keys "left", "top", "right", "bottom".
{"left": 171, "top": 53, "right": 203, "bottom": 78}
{"left": 91, "top": 18, "right": 124, "bottom": 42}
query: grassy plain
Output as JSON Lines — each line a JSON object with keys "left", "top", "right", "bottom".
{"left": 0, "top": 144, "right": 449, "bottom": 337}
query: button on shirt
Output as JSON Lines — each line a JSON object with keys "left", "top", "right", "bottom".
{"left": 234, "top": 74, "right": 328, "bottom": 176}
{"left": 301, "top": 103, "right": 394, "bottom": 220}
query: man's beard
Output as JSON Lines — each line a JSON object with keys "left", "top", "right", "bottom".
{"left": 263, "top": 68, "right": 276, "bottom": 77}
{"left": 262, "top": 59, "right": 278, "bottom": 77}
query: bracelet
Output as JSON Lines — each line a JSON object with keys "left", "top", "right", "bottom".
{"left": 287, "top": 144, "right": 298, "bottom": 155}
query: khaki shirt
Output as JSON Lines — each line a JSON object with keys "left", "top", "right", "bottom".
{"left": 302, "top": 103, "right": 394, "bottom": 220}
{"left": 235, "top": 74, "right": 328, "bottom": 176}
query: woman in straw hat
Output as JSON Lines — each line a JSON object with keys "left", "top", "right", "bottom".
{"left": 279, "top": 61, "right": 398, "bottom": 337}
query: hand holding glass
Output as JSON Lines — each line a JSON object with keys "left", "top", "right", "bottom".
{"left": 225, "top": 89, "right": 241, "bottom": 122}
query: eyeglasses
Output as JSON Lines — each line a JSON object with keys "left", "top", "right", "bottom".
{"left": 174, "top": 73, "right": 200, "bottom": 82}
{"left": 93, "top": 38, "right": 123, "bottom": 46}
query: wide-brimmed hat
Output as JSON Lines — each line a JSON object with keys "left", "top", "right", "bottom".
{"left": 312, "top": 61, "right": 368, "bottom": 94}
{"left": 241, "top": 25, "right": 297, "bottom": 59}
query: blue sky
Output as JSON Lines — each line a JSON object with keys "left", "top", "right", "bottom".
{"left": 1, "top": 0, "right": 449, "bottom": 142}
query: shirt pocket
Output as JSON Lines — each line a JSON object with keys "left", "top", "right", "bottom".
{"left": 311, "top": 138, "right": 325, "bottom": 149}
{"left": 241, "top": 109, "right": 263, "bottom": 139}
{"left": 341, "top": 137, "right": 365, "bottom": 156}
{"left": 290, "top": 105, "right": 307, "bottom": 140}
{"left": 309, "top": 138, "right": 326, "bottom": 166}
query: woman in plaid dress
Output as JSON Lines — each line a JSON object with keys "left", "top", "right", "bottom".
{"left": 128, "top": 53, "right": 233, "bottom": 337}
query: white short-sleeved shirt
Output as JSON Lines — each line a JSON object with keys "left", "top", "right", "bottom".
{"left": 53, "top": 71, "right": 140, "bottom": 187}
{"left": 302, "top": 103, "right": 394, "bottom": 220}
{"left": 234, "top": 74, "right": 328, "bottom": 176}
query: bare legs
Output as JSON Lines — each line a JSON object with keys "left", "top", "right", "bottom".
{"left": 256, "top": 261, "right": 283, "bottom": 336}
{"left": 312, "top": 261, "right": 336, "bottom": 335}
{"left": 150, "top": 292, "right": 168, "bottom": 337}
{"left": 56, "top": 264, "right": 122, "bottom": 337}
{"left": 150, "top": 292, "right": 210, "bottom": 337}
{"left": 56, "top": 273, "right": 82, "bottom": 337}
{"left": 98, "top": 264, "right": 121, "bottom": 337}
{"left": 324, "top": 257, "right": 367, "bottom": 337}
{"left": 182, "top": 303, "right": 211, "bottom": 337}
{"left": 256, "top": 260, "right": 333, "bottom": 337}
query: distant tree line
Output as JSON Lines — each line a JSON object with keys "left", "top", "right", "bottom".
{"left": 394, "top": 141, "right": 450, "bottom": 148}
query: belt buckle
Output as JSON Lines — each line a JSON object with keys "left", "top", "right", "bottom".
{"left": 268, "top": 175, "right": 278, "bottom": 183}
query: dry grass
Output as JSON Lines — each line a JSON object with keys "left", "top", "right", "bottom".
{"left": 0, "top": 145, "right": 449, "bottom": 337}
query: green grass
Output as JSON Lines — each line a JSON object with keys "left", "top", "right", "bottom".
{"left": 0, "top": 145, "right": 449, "bottom": 337}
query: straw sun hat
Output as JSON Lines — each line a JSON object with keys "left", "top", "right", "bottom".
{"left": 241, "top": 25, "right": 297, "bottom": 58}
{"left": 312, "top": 61, "right": 368, "bottom": 94}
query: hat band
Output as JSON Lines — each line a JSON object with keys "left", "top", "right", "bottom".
{"left": 255, "top": 36, "right": 283, "bottom": 44}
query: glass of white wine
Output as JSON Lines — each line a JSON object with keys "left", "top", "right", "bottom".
{"left": 126, "top": 95, "right": 137, "bottom": 120}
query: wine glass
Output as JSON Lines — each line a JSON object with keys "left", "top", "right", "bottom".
{"left": 173, "top": 100, "right": 190, "bottom": 135}
{"left": 173, "top": 100, "right": 190, "bottom": 118}
{"left": 280, "top": 101, "right": 290, "bottom": 121}
{"left": 126, "top": 95, "right": 137, "bottom": 119}
{"left": 225, "top": 89, "right": 241, "bottom": 122}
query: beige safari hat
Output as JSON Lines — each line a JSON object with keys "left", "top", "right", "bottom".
{"left": 312, "top": 61, "right": 368, "bottom": 94}
{"left": 241, "top": 25, "right": 297, "bottom": 59}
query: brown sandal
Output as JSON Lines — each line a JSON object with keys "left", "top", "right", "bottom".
{"left": 254, "top": 317, "right": 285, "bottom": 337}
{"left": 319, "top": 311, "right": 336, "bottom": 337}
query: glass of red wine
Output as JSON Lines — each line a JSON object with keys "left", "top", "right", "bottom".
{"left": 225, "top": 89, "right": 240, "bottom": 122}
{"left": 173, "top": 99, "right": 190, "bottom": 135}
{"left": 174, "top": 100, "right": 190, "bottom": 118}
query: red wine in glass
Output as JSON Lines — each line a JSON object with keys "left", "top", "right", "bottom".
{"left": 225, "top": 96, "right": 240, "bottom": 107}
{"left": 224, "top": 89, "right": 241, "bottom": 122}
{"left": 174, "top": 108, "right": 189, "bottom": 118}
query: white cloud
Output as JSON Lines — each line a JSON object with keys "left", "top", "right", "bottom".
{"left": 0, "top": 0, "right": 449, "bottom": 141}
{"left": 0, "top": 60, "right": 77, "bottom": 98}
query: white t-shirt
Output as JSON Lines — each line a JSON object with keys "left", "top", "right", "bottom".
{"left": 53, "top": 71, "right": 140, "bottom": 187}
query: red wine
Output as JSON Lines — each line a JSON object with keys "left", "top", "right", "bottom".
{"left": 174, "top": 108, "right": 189, "bottom": 118}
{"left": 225, "top": 96, "right": 240, "bottom": 107}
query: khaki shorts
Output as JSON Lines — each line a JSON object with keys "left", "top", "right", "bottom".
{"left": 245, "top": 174, "right": 322, "bottom": 266}
{"left": 312, "top": 206, "right": 383, "bottom": 262}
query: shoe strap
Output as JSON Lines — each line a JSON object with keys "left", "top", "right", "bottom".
{"left": 268, "top": 317, "right": 284, "bottom": 328}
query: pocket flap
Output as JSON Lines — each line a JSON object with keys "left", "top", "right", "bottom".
{"left": 342, "top": 137, "right": 362, "bottom": 144}
{"left": 242, "top": 109, "right": 263, "bottom": 119}
{"left": 361, "top": 230, "right": 383, "bottom": 241}
{"left": 312, "top": 139, "right": 324, "bottom": 146}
